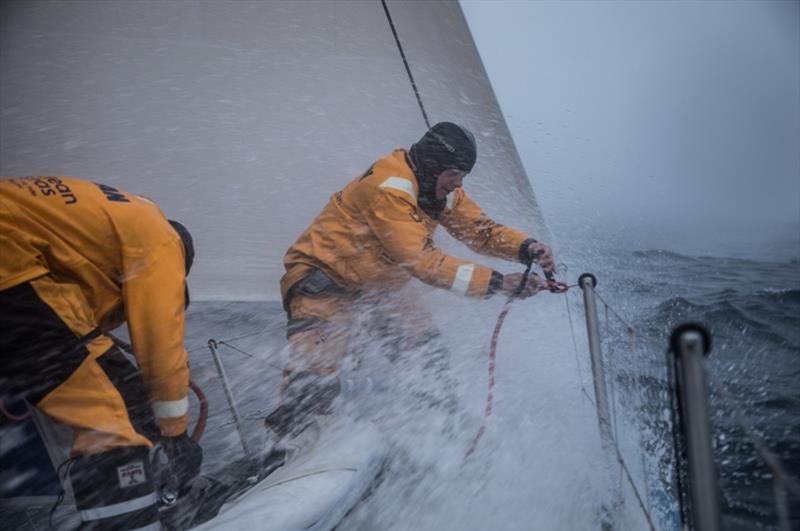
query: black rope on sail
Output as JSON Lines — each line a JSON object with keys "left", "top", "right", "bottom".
{"left": 381, "top": 0, "right": 431, "bottom": 129}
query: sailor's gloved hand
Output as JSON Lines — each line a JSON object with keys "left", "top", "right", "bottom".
{"left": 161, "top": 432, "right": 203, "bottom": 487}
{"left": 501, "top": 272, "right": 544, "bottom": 299}
{"left": 524, "top": 241, "right": 556, "bottom": 275}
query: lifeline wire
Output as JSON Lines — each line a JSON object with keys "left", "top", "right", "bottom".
{"left": 217, "top": 340, "right": 284, "bottom": 372}
{"left": 607, "top": 306, "right": 642, "bottom": 507}
{"left": 591, "top": 287, "right": 637, "bottom": 335}
{"left": 604, "top": 311, "right": 621, "bottom": 447}
{"left": 188, "top": 322, "right": 275, "bottom": 353}
{"left": 564, "top": 291, "right": 590, "bottom": 398}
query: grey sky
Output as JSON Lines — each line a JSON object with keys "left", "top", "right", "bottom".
{"left": 461, "top": 0, "right": 799, "bottom": 253}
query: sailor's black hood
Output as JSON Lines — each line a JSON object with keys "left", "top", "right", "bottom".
{"left": 409, "top": 122, "right": 477, "bottom": 219}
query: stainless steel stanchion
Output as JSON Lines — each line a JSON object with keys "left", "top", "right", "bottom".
{"left": 578, "top": 273, "right": 613, "bottom": 446}
{"left": 208, "top": 339, "right": 255, "bottom": 460}
{"left": 669, "top": 323, "right": 720, "bottom": 531}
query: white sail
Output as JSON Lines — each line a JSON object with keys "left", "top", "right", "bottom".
{"left": 0, "top": 0, "right": 547, "bottom": 301}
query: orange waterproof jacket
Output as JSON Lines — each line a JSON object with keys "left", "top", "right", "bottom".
{"left": 281, "top": 150, "right": 530, "bottom": 303}
{"left": 0, "top": 176, "right": 190, "bottom": 435}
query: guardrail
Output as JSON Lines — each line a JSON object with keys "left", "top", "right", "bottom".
{"left": 578, "top": 273, "right": 614, "bottom": 448}
{"left": 576, "top": 274, "right": 722, "bottom": 530}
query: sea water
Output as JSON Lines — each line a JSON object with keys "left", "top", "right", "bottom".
{"left": 561, "top": 234, "right": 800, "bottom": 531}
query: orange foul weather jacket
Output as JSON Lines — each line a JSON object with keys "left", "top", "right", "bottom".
{"left": 0, "top": 177, "right": 190, "bottom": 445}
{"left": 281, "top": 149, "right": 531, "bottom": 304}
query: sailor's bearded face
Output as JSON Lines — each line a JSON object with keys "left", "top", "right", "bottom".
{"left": 435, "top": 169, "right": 467, "bottom": 200}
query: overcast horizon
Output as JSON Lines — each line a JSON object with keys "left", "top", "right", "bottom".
{"left": 461, "top": 0, "right": 799, "bottom": 258}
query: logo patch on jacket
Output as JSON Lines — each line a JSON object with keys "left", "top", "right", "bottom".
{"left": 95, "top": 182, "right": 130, "bottom": 203}
{"left": 117, "top": 461, "right": 146, "bottom": 488}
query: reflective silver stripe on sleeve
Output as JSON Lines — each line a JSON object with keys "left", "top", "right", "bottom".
{"left": 152, "top": 396, "right": 188, "bottom": 419}
{"left": 451, "top": 264, "right": 475, "bottom": 296}
{"left": 80, "top": 493, "right": 157, "bottom": 521}
{"left": 379, "top": 176, "right": 417, "bottom": 201}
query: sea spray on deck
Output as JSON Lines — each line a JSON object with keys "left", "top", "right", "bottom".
{"left": 340, "top": 283, "right": 646, "bottom": 530}
{"left": 162, "top": 243, "right": 799, "bottom": 530}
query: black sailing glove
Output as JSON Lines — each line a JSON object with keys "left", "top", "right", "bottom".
{"left": 519, "top": 238, "right": 556, "bottom": 275}
{"left": 161, "top": 432, "right": 203, "bottom": 487}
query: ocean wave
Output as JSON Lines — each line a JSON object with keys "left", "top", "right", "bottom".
{"left": 646, "top": 297, "right": 794, "bottom": 348}
{"left": 632, "top": 249, "right": 704, "bottom": 263}
{"left": 754, "top": 288, "right": 800, "bottom": 304}
{"left": 648, "top": 297, "right": 761, "bottom": 324}
{"left": 617, "top": 247, "right": 798, "bottom": 530}
{"left": 631, "top": 248, "right": 797, "bottom": 271}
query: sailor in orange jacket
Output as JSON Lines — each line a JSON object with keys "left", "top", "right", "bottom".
{"left": 267, "top": 122, "right": 556, "bottom": 440}
{"left": 0, "top": 176, "right": 201, "bottom": 530}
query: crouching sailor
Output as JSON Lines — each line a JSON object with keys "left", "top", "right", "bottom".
{"left": 268, "top": 122, "right": 557, "bottom": 446}
{"left": 0, "top": 176, "right": 201, "bottom": 530}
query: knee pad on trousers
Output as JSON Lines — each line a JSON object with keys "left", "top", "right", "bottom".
{"left": 70, "top": 446, "right": 159, "bottom": 530}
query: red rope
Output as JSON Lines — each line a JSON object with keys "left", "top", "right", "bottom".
{"left": 464, "top": 296, "right": 513, "bottom": 459}
{"left": 0, "top": 398, "right": 30, "bottom": 421}
{"left": 464, "top": 278, "right": 570, "bottom": 460}
{"left": 109, "top": 334, "right": 209, "bottom": 442}
{"left": 189, "top": 379, "right": 208, "bottom": 442}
